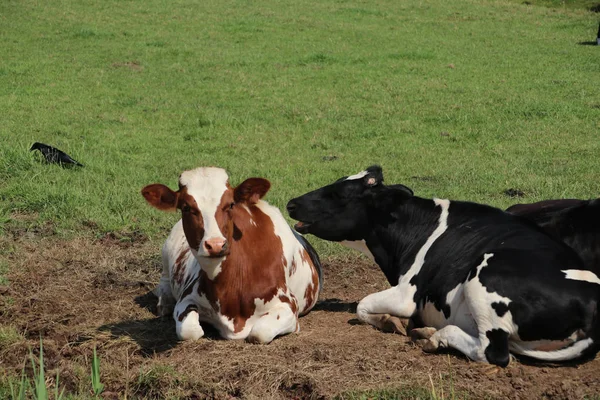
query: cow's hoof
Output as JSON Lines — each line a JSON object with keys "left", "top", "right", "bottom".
{"left": 382, "top": 315, "right": 409, "bottom": 336}
{"left": 177, "top": 312, "right": 204, "bottom": 341}
{"left": 246, "top": 334, "right": 272, "bottom": 344}
{"left": 178, "top": 325, "right": 204, "bottom": 341}
{"left": 410, "top": 327, "right": 437, "bottom": 341}
{"left": 416, "top": 338, "right": 439, "bottom": 353}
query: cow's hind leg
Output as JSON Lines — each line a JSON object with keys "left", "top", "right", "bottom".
{"left": 174, "top": 300, "right": 204, "bottom": 341}
{"left": 247, "top": 304, "right": 297, "bottom": 344}
{"left": 154, "top": 277, "right": 175, "bottom": 317}
{"left": 356, "top": 286, "right": 416, "bottom": 335}
{"left": 416, "top": 325, "right": 510, "bottom": 367}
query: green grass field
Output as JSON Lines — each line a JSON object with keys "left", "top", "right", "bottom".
{"left": 0, "top": 0, "right": 599, "bottom": 398}
{"left": 1, "top": 0, "right": 599, "bottom": 255}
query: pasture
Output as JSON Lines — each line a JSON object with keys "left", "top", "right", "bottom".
{"left": 1, "top": 0, "right": 599, "bottom": 398}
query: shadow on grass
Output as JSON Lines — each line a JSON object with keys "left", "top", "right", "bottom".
{"left": 577, "top": 41, "right": 598, "bottom": 46}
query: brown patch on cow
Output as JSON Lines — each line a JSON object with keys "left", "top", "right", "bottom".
{"left": 198, "top": 201, "right": 288, "bottom": 333}
{"left": 290, "top": 259, "right": 297, "bottom": 275}
{"left": 278, "top": 294, "right": 298, "bottom": 315}
{"left": 173, "top": 248, "right": 190, "bottom": 285}
{"left": 214, "top": 189, "right": 235, "bottom": 245}
{"left": 178, "top": 188, "right": 204, "bottom": 251}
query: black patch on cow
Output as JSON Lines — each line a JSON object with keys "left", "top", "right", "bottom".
{"left": 491, "top": 302, "right": 509, "bottom": 317}
{"left": 177, "top": 304, "right": 198, "bottom": 322}
{"left": 506, "top": 198, "right": 600, "bottom": 275}
{"left": 485, "top": 329, "right": 510, "bottom": 367}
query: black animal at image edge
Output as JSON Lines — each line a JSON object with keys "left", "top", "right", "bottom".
{"left": 506, "top": 199, "right": 600, "bottom": 274}
{"left": 30, "top": 142, "right": 84, "bottom": 167}
{"left": 286, "top": 165, "right": 600, "bottom": 366}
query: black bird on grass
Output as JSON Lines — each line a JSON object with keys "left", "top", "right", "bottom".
{"left": 30, "top": 142, "right": 84, "bottom": 167}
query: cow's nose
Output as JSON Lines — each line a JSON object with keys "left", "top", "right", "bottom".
{"left": 286, "top": 201, "right": 297, "bottom": 214}
{"left": 205, "top": 238, "right": 228, "bottom": 255}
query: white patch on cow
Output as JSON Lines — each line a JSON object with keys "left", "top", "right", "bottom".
{"left": 397, "top": 198, "right": 451, "bottom": 304}
{"left": 417, "top": 253, "right": 516, "bottom": 363}
{"left": 561, "top": 269, "right": 600, "bottom": 285}
{"left": 405, "top": 198, "right": 450, "bottom": 280}
{"left": 357, "top": 198, "right": 452, "bottom": 327}
{"left": 180, "top": 167, "right": 229, "bottom": 257}
{"left": 346, "top": 170, "right": 368, "bottom": 180}
{"left": 200, "top": 257, "right": 225, "bottom": 280}
{"left": 341, "top": 240, "right": 374, "bottom": 260}
{"left": 249, "top": 218, "right": 257, "bottom": 227}
{"left": 419, "top": 283, "right": 477, "bottom": 336}
{"left": 464, "top": 253, "right": 516, "bottom": 336}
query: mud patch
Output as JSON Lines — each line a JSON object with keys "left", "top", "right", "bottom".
{"left": 1, "top": 236, "right": 599, "bottom": 399}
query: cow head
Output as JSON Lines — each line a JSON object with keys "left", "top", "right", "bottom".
{"left": 142, "top": 167, "right": 270, "bottom": 258}
{"left": 286, "top": 165, "right": 413, "bottom": 241}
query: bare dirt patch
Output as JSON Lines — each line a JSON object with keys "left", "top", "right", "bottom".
{"left": 1, "top": 234, "right": 600, "bottom": 399}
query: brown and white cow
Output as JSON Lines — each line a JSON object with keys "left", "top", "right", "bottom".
{"left": 141, "top": 167, "right": 322, "bottom": 343}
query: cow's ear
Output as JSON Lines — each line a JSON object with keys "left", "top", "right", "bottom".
{"left": 369, "top": 184, "right": 413, "bottom": 211}
{"left": 364, "top": 165, "right": 384, "bottom": 187}
{"left": 141, "top": 184, "right": 179, "bottom": 211}
{"left": 234, "top": 178, "right": 271, "bottom": 205}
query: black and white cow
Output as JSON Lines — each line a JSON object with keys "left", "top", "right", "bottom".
{"left": 507, "top": 199, "right": 600, "bottom": 275}
{"left": 287, "top": 165, "right": 600, "bottom": 366}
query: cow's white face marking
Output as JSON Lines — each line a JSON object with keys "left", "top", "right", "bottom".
{"left": 346, "top": 170, "right": 368, "bottom": 180}
{"left": 180, "top": 167, "right": 229, "bottom": 257}
{"left": 401, "top": 198, "right": 450, "bottom": 287}
{"left": 561, "top": 269, "right": 600, "bottom": 285}
{"left": 341, "top": 240, "right": 375, "bottom": 260}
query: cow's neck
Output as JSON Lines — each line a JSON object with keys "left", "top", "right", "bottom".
{"left": 196, "top": 256, "right": 225, "bottom": 280}
{"left": 364, "top": 197, "right": 450, "bottom": 286}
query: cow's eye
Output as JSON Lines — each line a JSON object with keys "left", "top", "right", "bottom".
{"left": 230, "top": 202, "right": 235, "bottom": 210}
{"left": 181, "top": 204, "right": 191, "bottom": 213}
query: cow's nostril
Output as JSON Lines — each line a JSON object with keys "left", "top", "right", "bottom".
{"left": 205, "top": 242, "right": 213, "bottom": 250}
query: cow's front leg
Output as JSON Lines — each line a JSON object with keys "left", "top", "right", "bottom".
{"left": 356, "top": 286, "right": 416, "bottom": 335}
{"left": 174, "top": 299, "right": 204, "bottom": 341}
{"left": 247, "top": 303, "right": 298, "bottom": 344}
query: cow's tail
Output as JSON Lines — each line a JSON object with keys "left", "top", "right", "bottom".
{"left": 292, "top": 230, "right": 323, "bottom": 294}
{"left": 509, "top": 338, "right": 596, "bottom": 362}
{"left": 510, "top": 287, "right": 600, "bottom": 362}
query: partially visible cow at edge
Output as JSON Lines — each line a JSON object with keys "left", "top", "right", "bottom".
{"left": 286, "top": 165, "right": 600, "bottom": 366}
{"left": 507, "top": 199, "right": 600, "bottom": 274}
{"left": 142, "top": 167, "right": 322, "bottom": 343}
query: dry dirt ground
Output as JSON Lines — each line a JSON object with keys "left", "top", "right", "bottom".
{"left": 1, "top": 227, "right": 600, "bottom": 399}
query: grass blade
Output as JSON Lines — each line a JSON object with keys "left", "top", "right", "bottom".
{"left": 91, "top": 346, "right": 104, "bottom": 396}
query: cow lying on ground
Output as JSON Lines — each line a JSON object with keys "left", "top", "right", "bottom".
{"left": 286, "top": 165, "right": 600, "bottom": 366}
{"left": 507, "top": 199, "right": 600, "bottom": 274}
{"left": 142, "top": 167, "right": 321, "bottom": 343}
